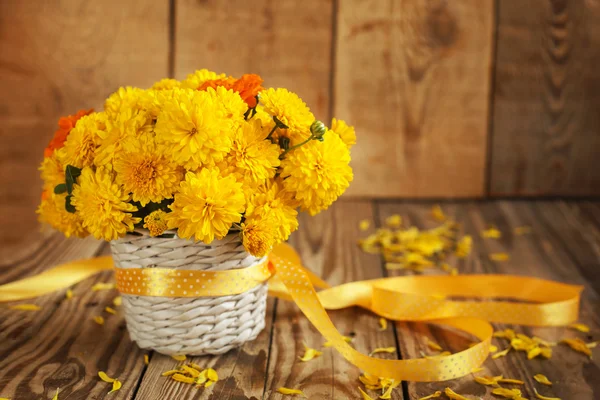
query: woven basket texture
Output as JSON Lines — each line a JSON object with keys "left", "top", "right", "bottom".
{"left": 110, "top": 230, "right": 268, "bottom": 356}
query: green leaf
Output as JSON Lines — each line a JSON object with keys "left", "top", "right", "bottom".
{"left": 65, "top": 165, "right": 82, "bottom": 194}
{"left": 273, "top": 116, "right": 289, "bottom": 129}
{"left": 54, "top": 183, "right": 67, "bottom": 194}
{"left": 65, "top": 194, "right": 76, "bottom": 213}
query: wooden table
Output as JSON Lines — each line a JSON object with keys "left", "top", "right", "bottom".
{"left": 1, "top": 200, "right": 599, "bottom": 400}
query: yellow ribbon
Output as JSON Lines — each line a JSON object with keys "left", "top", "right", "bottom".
{"left": 0, "top": 243, "right": 583, "bottom": 382}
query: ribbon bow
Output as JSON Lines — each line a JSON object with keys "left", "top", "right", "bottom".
{"left": 0, "top": 243, "right": 583, "bottom": 382}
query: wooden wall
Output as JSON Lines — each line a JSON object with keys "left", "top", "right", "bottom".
{"left": 1, "top": 0, "right": 599, "bottom": 254}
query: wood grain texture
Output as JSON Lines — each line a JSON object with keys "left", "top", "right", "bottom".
{"left": 133, "top": 299, "right": 275, "bottom": 400}
{"left": 0, "top": 0, "right": 170, "bottom": 262}
{"left": 490, "top": 0, "right": 600, "bottom": 196}
{"left": 174, "top": 0, "right": 334, "bottom": 121}
{"left": 376, "top": 201, "right": 600, "bottom": 400}
{"left": 0, "top": 239, "right": 147, "bottom": 400}
{"left": 335, "top": 0, "right": 493, "bottom": 198}
{"left": 264, "top": 201, "right": 403, "bottom": 399}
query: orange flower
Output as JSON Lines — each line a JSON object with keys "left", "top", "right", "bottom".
{"left": 199, "top": 74, "right": 263, "bottom": 108}
{"left": 232, "top": 74, "right": 263, "bottom": 108}
{"left": 44, "top": 109, "right": 93, "bottom": 157}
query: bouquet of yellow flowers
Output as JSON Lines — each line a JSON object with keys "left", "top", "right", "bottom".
{"left": 37, "top": 70, "right": 355, "bottom": 256}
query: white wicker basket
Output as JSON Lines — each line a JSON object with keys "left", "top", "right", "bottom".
{"left": 110, "top": 230, "right": 268, "bottom": 356}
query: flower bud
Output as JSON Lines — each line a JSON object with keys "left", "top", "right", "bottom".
{"left": 310, "top": 120, "right": 327, "bottom": 139}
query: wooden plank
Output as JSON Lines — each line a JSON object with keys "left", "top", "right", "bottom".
{"left": 376, "top": 201, "right": 600, "bottom": 400}
{"left": 335, "top": 0, "right": 493, "bottom": 198}
{"left": 0, "top": 239, "right": 148, "bottom": 400}
{"left": 264, "top": 201, "right": 404, "bottom": 399}
{"left": 0, "top": 0, "right": 170, "bottom": 263}
{"left": 133, "top": 299, "right": 275, "bottom": 400}
{"left": 174, "top": 0, "right": 334, "bottom": 121}
{"left": 490, "top": 1, "right": 600, "bottom": 196}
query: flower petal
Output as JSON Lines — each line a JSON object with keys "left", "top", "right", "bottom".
{"left": 172, "top": 373, "right": 195, "bottom": 384}
{"left": 534, "top": 374, "right": 552, "bottom": 386}
{"left": 98, "top": 371, "right": 115, "bottom": 383}
{"left": 369, "top": 347, "right": 396, "bottom": 356}
{"left": 534, "top": 388, "right": 561, "bottom": 400}
{"left": 561, "top": 338, "right": 593, "bottom": 358}
{"left": 426, "top": 338, "right": 443, "bottom": 351}
{"left": 444, "top": 387, "right": 469, "bottom": 400}
{"left": 108, "top": 380, "right": 122, "bottom": 394}
{"left": 491, "top": 348, "right": 511, "bottom": 359}
{"left": 171, "top": 354, "right": 187, "bottom": 361}
{"left": 9, "top": 304, "right": 40, "bottom": 311}
{"left": 277, "top": 387, "right": 306, "bottom": 397}
{"left": 569, "top": 323, "right": 590, "bottom": 333}
{"left": 418, "top": 391, "right": 442, "bottom": 400}
{"left": 379, "top": 318, "right": 388, "bottom": 331}
{"left": 359, "top": 220, "right": 370, "bottom": 231}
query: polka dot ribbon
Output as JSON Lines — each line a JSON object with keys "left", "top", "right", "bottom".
{"left": 0, "top": 243, "right": 583, "bottom": 382}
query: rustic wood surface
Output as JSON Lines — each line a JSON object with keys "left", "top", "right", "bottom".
{"left": 335, "top": 0, "right": 493, "bottom": 197}
{"left": 1, "top": 199, "right": 599, "bottom": 399}
{"left": 490, "top": 0, "right": 600, "bottom": 196}
{"left": 173, "top": 0, "right": 334, "bottom": 122}
{"left": 0, "top": 0, "right": 170, "bottom": 263}
{"left": 2, "top": 0, "right": 600, "bottom": 265}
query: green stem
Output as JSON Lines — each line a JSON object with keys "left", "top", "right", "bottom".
{"left": 279, "top": 135, "right": 315, "bottom": 159}
{"left": 266, "top": 125, "right": 278, "bottom": 140}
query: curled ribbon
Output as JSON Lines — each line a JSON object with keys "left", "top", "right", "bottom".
{"left": 0, "top": 243, "right": 583, "bottom": 382}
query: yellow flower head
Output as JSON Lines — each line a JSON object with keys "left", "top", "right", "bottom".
{"left": 114, "top": 135, "right": 182, "bottom": 206}
{"left": 95, "top": 108, "right": 148, "bottom": 168}
{"left": 240, "top": 214, "right": 277, "bottom": 257}
{"left": 180, "top": 69, "right": 226, "bottom": 89}
{"left": 331, "top": 118, "right": 356, "bottom": 149}
{"left": 260, "top": 88, "right": 314, "bottom": 145}
{"left": 105, "top": 86, "right": 154, "bottom": 118}
{"left": 40, "top": 149, "right": 66, "bottom": 192}
{"left": 151, "top": 78, "right": 181, "bottom": 91}
{"left": 219, "top": 119, "right": 280, "bottom": 188}
{"left": 61, "top": 112, "right": 106, "bottom": 169}
{"left": 71, "top": 167, "right": 140, "bottom": 240}
{"left": 206, "top": 86, "right": 248, "bottom": 123}
{"left": 246, "top": 180, "right": 298, "bottom": 242}
{"left": 167, "top": 169, "right": 245, "bottom": 243}
{"left": 144, "top": 210, "right": 169, "bottom": 237}
{"left": 155, "top": 88, "right": 236, "bottom": 169}
{"left": 280, "top": 131, "right": 353, "bottom": 215}
{"left": 37, "top": 192, "right": 88, "bottom": 238}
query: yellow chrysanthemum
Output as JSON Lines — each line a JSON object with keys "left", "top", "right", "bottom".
{"left": 144, "top": 210, "right": 169, "bottom": 237}
{"left": 71, "top": 167, "right": 140, "bottom": 241}
{"left": 280, "top": 131, "right": 353, "bottom": 216}
{"left": 114, "top": 135, "right": 182, "bottom": 206}
{"left": 246, "top": 180, "right": 298, "bottom": 242}
{"left": 206, "top": 86, "right": 248, "bottom": 129}
{"left": 105, "top": 86, "right": 154, "bottom": 118}
{"left": 240, "top": 214, "right": 277, "bottom": 257}
{"left": 94, "top": 108, "right": 148, "bottom": 168}
{"left": 259, "top": 88, "right": 314, "bottom": 145}
{"left": 253, "top": 105, "right": 275, "bottom": 130}
{"left": 61, "top": 112, "right": 106, "bottom": 169}
{"left": 219, "top": 119, "right": 280, "bottom": 188}
{"left": 40, "top": 150, "right": 66, "bottom": 192}
{"left": 331, "top": 118, "right": 356, "bottom": 149}
{"left": 180, "top": 69, "right": 226, "bottom": 89}
{"left": 151, "top": 78, "right": 181, "bottom": 91}
{"left": 154, "top": 89, "right": 235, "bottom": 169}
{"left": 167, "top": 169, "right": 245, "bottom": 243}
{"left": 37, "top": 192, "right": 88, "bottom": 238}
